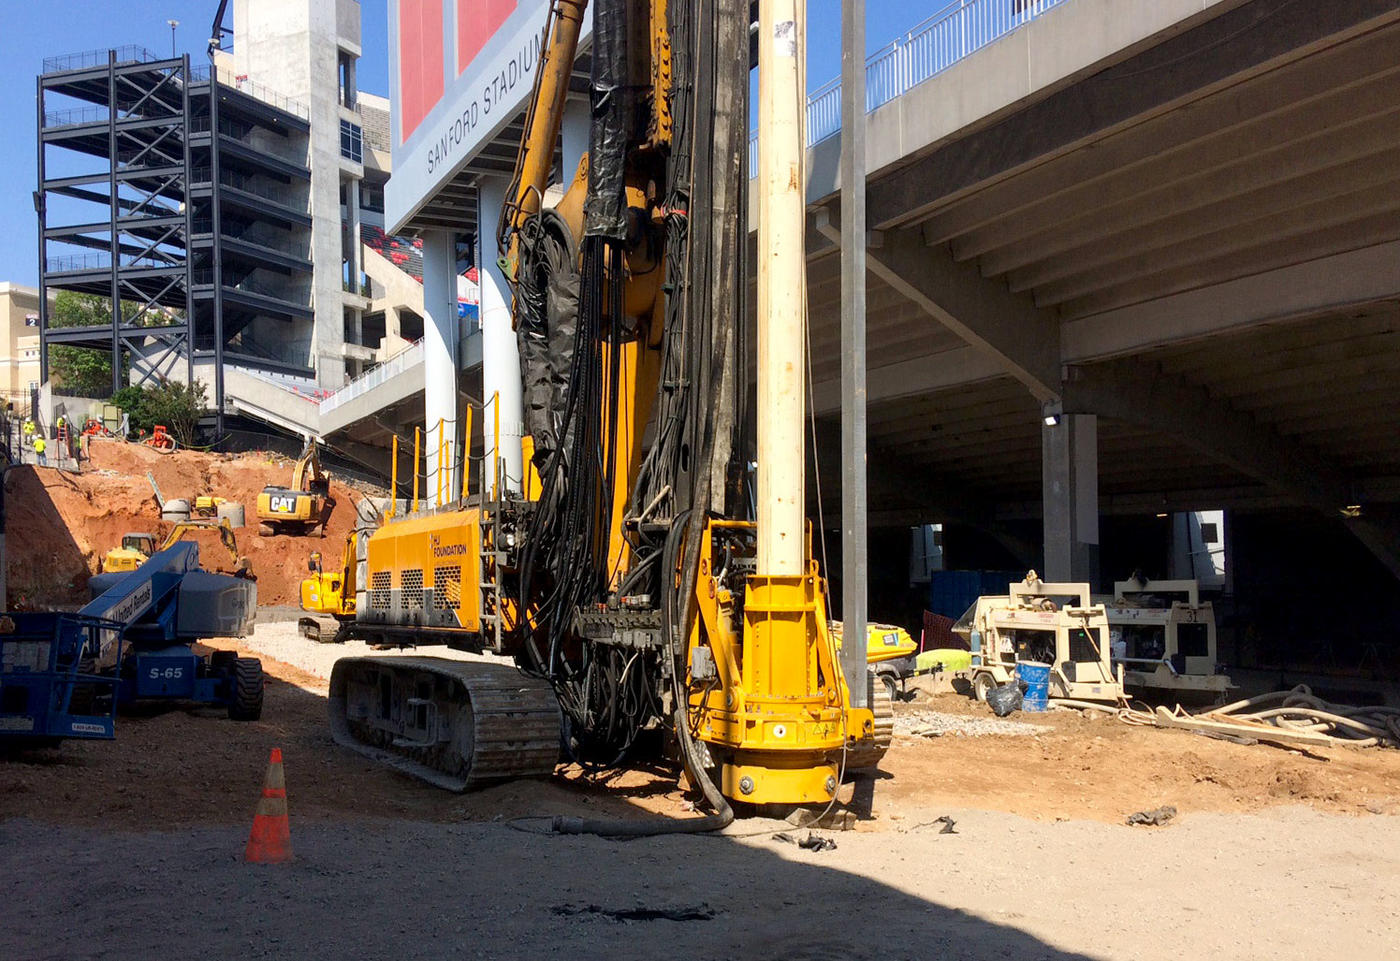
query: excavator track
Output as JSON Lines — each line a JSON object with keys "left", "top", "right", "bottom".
{"left": 328, "top": 656, "right": 561, "bottom": 791}
{"left": 844, "top": 672, "right": 895, "bottom": 773}
{"left": 298, "top": 615, "right": 346, "bottom": 644}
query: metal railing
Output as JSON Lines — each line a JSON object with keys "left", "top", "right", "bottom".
{"left": 192, "top": 268, "right": 310, "bottom": 303}
{"left": 47, "top": 252, "right": 176, "bottom": 273}
{"left": 227, "top": 364, "right": 325, "bottom": 404}
{"left": 43, "top": 105, "right": 109, "bottom": 127}
{"left": 43, "top": 45, "right": 158, "bottom": 73}
{"left": 191, "top": 166, "right": 311, "bottom": 212}
{"left": 188, "top": 116, "right": 309, "bottom": 165}
{"left": 187, "top": 64, "right": 310, "bottom": 120}
{"left": 319, "top": 340, "right": 425, "bottom": 415}
{"left": 190, "top": 219, "right": 311, "bottom": 259}
{"left": 749, "top": 0, "right": 1071, "bottom": 175}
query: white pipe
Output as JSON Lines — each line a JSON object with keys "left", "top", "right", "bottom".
{"left": 755, "top": 0, "right": 807, "bottom": 576}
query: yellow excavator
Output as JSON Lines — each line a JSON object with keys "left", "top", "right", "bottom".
{"left": 256, "top": 438, "right": 332, "bottom": 536}
{"left": 102, "top": 518, "right": 252, "bottom": 576}
{"left": 298, "top": 529, "right": 364, "bottom": 643}
{"left": 319, "top": 0, "right": 882, "bottom": 825}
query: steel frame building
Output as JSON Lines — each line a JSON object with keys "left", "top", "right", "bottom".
{"left": 37, "top": 46, "right": 315, "bottom": 414}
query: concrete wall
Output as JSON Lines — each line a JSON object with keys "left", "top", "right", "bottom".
{"left": 0, "top": 284, "right": 44, "bottom": 396}
{"left": 233, "top": 0, "right": 361, "bottom": 389}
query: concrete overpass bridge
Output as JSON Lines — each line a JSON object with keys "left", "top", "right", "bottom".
{"left": 790, "top": 0, "right": 1400, "bottom": 586}
{"left": 318, "top": 0, "right": 1400, "bottom": 604}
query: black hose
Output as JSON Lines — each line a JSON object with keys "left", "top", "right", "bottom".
{"left": 551, "top": 511, "right": 734, "bottom": 836}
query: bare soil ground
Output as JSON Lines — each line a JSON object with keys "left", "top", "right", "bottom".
{"left": 7, "top": 448, "right": 1400, "bottom": 960}
{"left": 5, "top": 439, "right": 370, "bottom": 609}
{"left": 3, "top": 624, "right": 1399, "bottom": 960}
{"left": 4, "top": 618, "right": 1399, "bottom": 831}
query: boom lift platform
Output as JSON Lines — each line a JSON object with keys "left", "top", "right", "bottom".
{"left": 1, "top": 541, "right": 262, "bottom": 745}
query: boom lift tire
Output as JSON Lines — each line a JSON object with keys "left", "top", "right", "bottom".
{"left": 227, "top": 658, "right": 265, "bottom": 721}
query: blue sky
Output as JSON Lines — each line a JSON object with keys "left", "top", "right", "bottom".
{"left": 0, "top": 0, "right": 931, "bottom": 288}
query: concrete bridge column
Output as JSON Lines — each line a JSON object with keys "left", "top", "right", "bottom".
{"left": 560, "top": 98, "right": 590, "bottom": 191}
{"left": 421, "top": 228, "right": 459, "bottom": 501}
{"left": 1042, "top": 412, "right": 1099, "bottom": 586}
{"left": 477, "top": 175, "right": 524, "bottom": 494}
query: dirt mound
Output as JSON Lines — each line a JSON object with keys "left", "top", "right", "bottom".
{"left": 6, "top": 438, "right": 372, "bottom": 608}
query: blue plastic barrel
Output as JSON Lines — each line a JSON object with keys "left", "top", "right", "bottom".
{"left": 1016, "top": 661, "right": 1050, "bottom": 712}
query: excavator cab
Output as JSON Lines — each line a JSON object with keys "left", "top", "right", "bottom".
{"left": 256, "top": 439, "right": 333, "bottom": 536}
{"left": 102, "top": 533, "right": 158, "bottom": 573}
{"left": 122, "top": 533, "right": 157, "bottom": 555}
{"left": 298, "top": 533, "right": 359, "bottom": 643}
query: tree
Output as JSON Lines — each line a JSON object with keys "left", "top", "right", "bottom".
{"left": 46, "top": 292, "right": 135, "bottom": 395}
{"left": 46, "top": 292, "right": 176, "bottom": 396}
{"left": 112, "top": 380, "right": 208, "bottom": 447}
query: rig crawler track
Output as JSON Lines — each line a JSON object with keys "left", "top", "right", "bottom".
{"left": 845, "top": 674, "right": 895, "bottom": 773}
{"left": 328, "top": 656, "right": 562, "bottom": 791}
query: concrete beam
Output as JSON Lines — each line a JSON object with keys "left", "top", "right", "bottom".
{"left": 1060, "top": 241, "right": 1400, "bottom": 361}
{"left": 864, "top": 0, "right": 1400, "bottom": 229}
{"left": 811, "top": 346, "right": 1005, "bottom": 415}
{"left": 1064, "top": 358, "right": 1400, "bottom": 580}
{"left": 814, "top": 208, "right": 1061, "bottom": 401}
{"left": 922, "top": 26, "right": 1400, "bottom": 248}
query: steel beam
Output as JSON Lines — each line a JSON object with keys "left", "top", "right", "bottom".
{"left": 838, "top": 0, "right": 869, "bottom": 707}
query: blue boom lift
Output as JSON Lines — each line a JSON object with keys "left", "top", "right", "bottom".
{"left": 0, "top": 540, "right": 260, "bottom": 746}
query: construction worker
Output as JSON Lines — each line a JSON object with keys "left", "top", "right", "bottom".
{"left": 22, "top": 417, "right": 35, "bottom": 446}
{"left": 33, "top": 434, "right": 47, "bottom": 465}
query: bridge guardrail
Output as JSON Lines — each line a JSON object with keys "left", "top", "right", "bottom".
{"left": 751, "top": 0, "right": 1071, "bottom": 176}
{"left": 319, "top": 340, "right": 424, "bottom": 416}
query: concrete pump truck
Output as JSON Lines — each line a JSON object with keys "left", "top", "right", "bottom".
{"left": 324, "top": 0, "right": 885, "bottom": 822}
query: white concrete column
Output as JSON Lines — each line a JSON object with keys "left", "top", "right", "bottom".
{"left": 560, "top": 96, "right": 591, "bottom": 191}
{"left": 421, "top": 229, "right": 459, "bottom": 502}
{"left": 476, "top": 175, "right": 524, "bottom": 494}
{"left": 1042, "top": 413, "right": 1100, "bottom": 586}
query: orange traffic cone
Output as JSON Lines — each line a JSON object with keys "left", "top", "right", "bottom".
{"left": 245, "top": 747, "right": 293, "bottom": 863}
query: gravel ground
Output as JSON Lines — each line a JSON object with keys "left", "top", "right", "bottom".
{"left": 3, "top": 805, "right": 1396, "bottom": 961}
{"left": 895, "top": 709, "right": 1048, "bottom": 738}
{"left": 243, "top": 609, "right": 509, "bottom": 684}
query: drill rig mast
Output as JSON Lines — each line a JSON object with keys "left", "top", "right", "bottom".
{"left": 326, "top": 0, "right": 882, "bottom": 814}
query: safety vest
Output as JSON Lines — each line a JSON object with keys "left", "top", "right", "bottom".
{"left": 34, "top": 437, "right": 46, "bottom": 453}
{"left": 22, "top": 420, "right": 34, "bottom": 435}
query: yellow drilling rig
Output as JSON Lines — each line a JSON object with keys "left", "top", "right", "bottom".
{"left": 322, "top": 0, "right": 882, "bottom": 825}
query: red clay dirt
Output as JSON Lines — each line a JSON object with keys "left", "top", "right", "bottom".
{"left": 5, "top": 438, "right": 368, "bottom": 609}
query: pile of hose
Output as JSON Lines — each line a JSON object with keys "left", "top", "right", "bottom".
{"left": 1052, "top": 686, "right": 1400, "bottom": 748}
